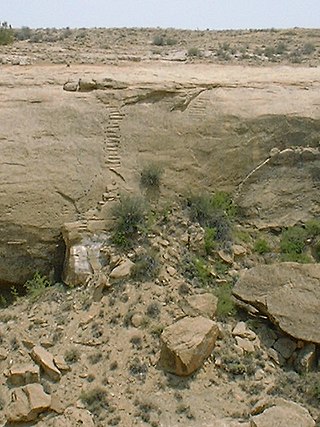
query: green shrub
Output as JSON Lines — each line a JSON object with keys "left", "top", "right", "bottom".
{"left": 305, "top": 219, "right": 320, "bottom": 238}
{"left": 14, "top": 26, "right": 32, "bottom": 41}
{"left": 187, "top": 192, "right": 236, "bottom": 242}
{"left": 131, "top": 249, "right": 160, "bottom": 281}
{"left": 214, "top": 283, "right": 236, "bottom": 319}
{"left": 152, "top": 35, "right": 165, "bottom": 46}
{"left": 204, "top": 227, "right": 216, "bottom": 255}
{"left": 24, "top": 272, "right": 51, "bottom": 299}
{"left": 254, "top": 238, "right": 271, "bottom": 254}
{"left": 302, "top": 42, "right": 316, "bottom": 55}
{"left": 280, "top": 226, "right": 307, "bottom": 255}
{"left": 181, "top": 255, "right": 214, "bottom": 288}
{"left": 187, "top": 47, "right": 201, "bottom": 57}
{"left": 64, "top": 347, "right": 80, "bottom": 364}
{"left": 0, "top": 22, "right": 13, "bottom": 45}
{"left": 81, "top": 387, "right": 110, "bottom": 417}
{"left": 111, "top": 195, "right": 147, "bottom": 248}
{"left": 140, "top": 164, "right": 163, "bottom": 189}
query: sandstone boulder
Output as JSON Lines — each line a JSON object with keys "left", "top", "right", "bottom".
{"left": 6, "top": 383, "right": 51, "bottom": 423}
{"left": 185, "top": 293, "right": 218, "bottom": 318}
{"left": 233, "top": 263, "right": 320, "bottom": 344}
{"left": 110, "top": 258, "right": 135, "bottom": 280}
{"left": 30, "top": 345, "right": 61, "bottom": 381}
{"left": 159, "top": 316, "right": 219, "bottom": 376}
{"left": 250, "top": 399, "right": 315, "bottom": 427}
{"left": 7, "top": 363, "right": 40, "bottom": 386}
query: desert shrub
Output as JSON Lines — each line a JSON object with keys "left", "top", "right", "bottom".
{"left": 24, "top": 272, "right": 51, "bottom": 299}
{"left": 152, "top": 35, "right": 165, "bottom": 46}
{"left": 187, "top": 47, "right": 201, "bottom": 57}
{"left": 81, "top": 387, "right": 110, "bottom": 417}
{"left": 275, "top": 42, "right": 288, "bottom": 55}
{"left": 204, "top": 227, "right": 216, "bottom": 255}
{"left": 131, "top": 249, "right": 160, "bottom": 281}
{"left": 214, "top": 283, "right": 236, "bottom": 319}
{"left": 64, "top": 347, "right": 80, "bottom": 364}
{"left": 140, "top": 164, "right": 163, "bottom": 189}
{"left": 289, "top": 49, "right": 302, "bottom": 63}
{"left": 87, "top": 351, "right": 103, "bottom": 365}
{"left": 305, "top": 219, "right": 320, "bottom": 238}
{"left": 264, "top": 46, "right": 275, "bottom": 58}
{"left": 254, "top": 238, "right": 271, "bottom": 254}
{"left": 302, "top": 42, "right": 316, "bottom": 55}
{"left": 0, "top": 21, "right": 13, "bottom": 45}
{"left": 111, "top": 195, "right": 147, "bottom": 248}
{"left": 166, "top": 37, "right": 177, "bottom": 46}
{"left": 186, "top": 192, "right": 236, "bottom": 242}
{"left": 146, "top": 302, "right": 160, "bottom": 319}
{"left": 14, "top": 26, "right": 32, "bottom": 41}
{"left": 280, "top": 226, "right": 307, "bottom": 255}
{"left": 181, "top": 255, "right": 214, "bottom": 288}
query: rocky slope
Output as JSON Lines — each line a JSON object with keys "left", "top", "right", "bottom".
{"left": 0, "top": 28, "right": 320, "bottom": 426}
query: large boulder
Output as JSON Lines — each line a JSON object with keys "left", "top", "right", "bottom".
{"left": 250, "top": 399, "right": 315, "bottom": 427}
{"left": 159, "top": 316, "right": 219, "bottom": 376}
{"left": 6, "top": 383, "right": 51, "bottom": 423}
{"left": 233, "top": 263, "right": 320, "bottom": 344}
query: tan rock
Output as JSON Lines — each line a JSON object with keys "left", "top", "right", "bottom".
{"left": 30, "top": 345, "right": 61, "bottom": 381}
{"left": 159, "top": 316, "right": 219, "bottom": 376}
{"left": 235, "top": 337, "right": 255, "bottom": 353}
{"left": 6, "top": 383, "right": 51, "bottom": 423}
{"left": 250, "top": 399, "right": 315, "bottom": 427}
{"left": 218, "top": 250, "right": 233, "bottom": 265}
{"left": 185, "top": 293, "right": 218, "bottom": 318}
{"left": 53, "top": 355, "right": 71, "bottom": 372}
{"left": 232, "top": 321, "right": 257, "bottom": 340}
{"left": 294, "top": 343, "right": 317, "bottom": 373}
{"left": 232, "top": 244, "right": 247, "bottom": 257}
{"left": 233, "top": 263, "right": 320, "bottom": 344}
{"left": 8, "top": 363, "right": 40, "bottom": 386}
{"left": 110, "top": 258, "right": 135, "bottom": 279}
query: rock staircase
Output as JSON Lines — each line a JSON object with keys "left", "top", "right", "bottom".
{"left": 187, "top": 90, "right": 210, "bottom": 119}
{"left": 104, "top": 105, "right": 124, "bottom": 170}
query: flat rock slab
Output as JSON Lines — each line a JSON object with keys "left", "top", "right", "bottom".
{"left": 30, "top": 345, "right": 61, "bottom": 381}
{"left": 251, "top": 399, "right": 315, "bottom": 427}
{"left": 6, "top": 383, "right": 51, "bottom": 423}
{"left": 233, "top": 263, "right": 320, "bottom": 344}
{"left": 159, "top": 316, "right": 219, "bottom": 376}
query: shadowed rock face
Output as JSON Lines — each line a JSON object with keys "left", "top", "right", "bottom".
{"left": 1, "top": 63, "right": 320, "bottom": 285}
{"left": 233, "top": 263, "right": 320, "bottom": 344}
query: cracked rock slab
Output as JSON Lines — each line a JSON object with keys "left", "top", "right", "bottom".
{"left": 233, "top": 263, "right": 320, "bottom": 344}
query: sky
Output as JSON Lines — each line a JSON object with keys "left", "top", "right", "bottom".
{"left": 1, "top": 0, "right": 319, "bottom": 30}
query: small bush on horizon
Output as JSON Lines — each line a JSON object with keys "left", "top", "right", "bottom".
{"left": 0, "top": 21, "right": 14, "bottom": 45}
{"left": 24, "top": 272, "right": 51, "bottom": 300}
{"left": 187, "top": 47, "right": 201, "bottom": 57}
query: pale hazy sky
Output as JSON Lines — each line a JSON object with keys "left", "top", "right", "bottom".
{"left": 2, "top": 0, "right": 319, "bottom": 30}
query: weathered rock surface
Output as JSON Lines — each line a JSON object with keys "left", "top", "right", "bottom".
{"left": 233, "top": 263, "right": 320, "bottom": 344}
{"left": 159, "top": 316, "right": 219, "bottom": 376}
{"left": 250, "top": 399, "right": 315, "bottom": 427}
{"left": 1, "top": 62, "right": 320, "bottom": 285}
{"left": 6, "top": 383, "right": 51, "bottom": 423}
{"left": 36, "top": 407, "right": 95, "bottom": 427}
{"left": 236, "top": 146, "right": 320, "bottom": 228}
{"left": 30, "top": 345, "right": 61, "bottom": 381}
{"left": 110, "top": 258, "right": 135, "bottom": 280}
{"left": 184, "top": 293, "right": 218, "bottom": 318}
{"left": 7, "top": 363, "right": 40, "bottom": 386}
